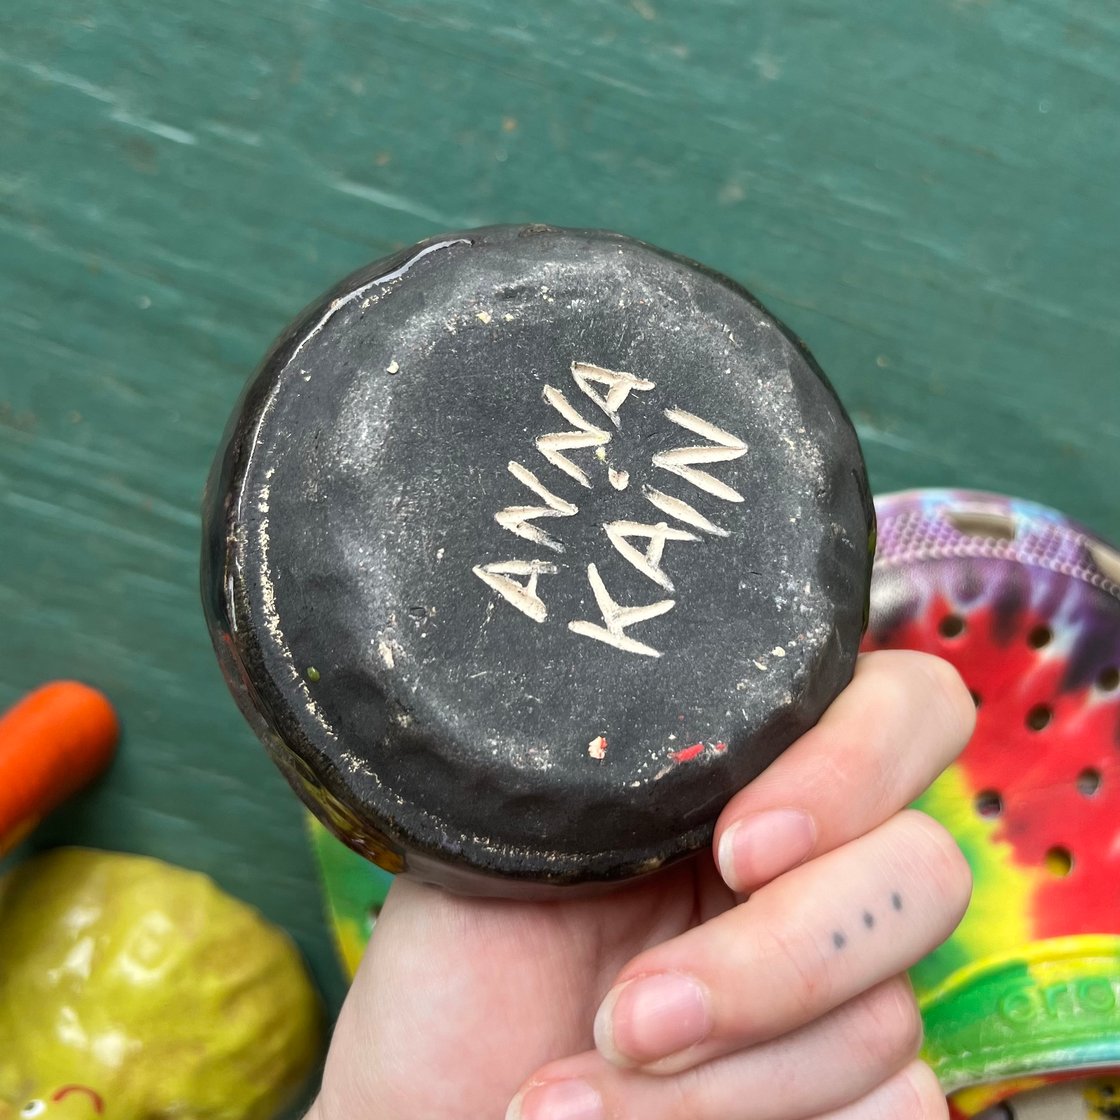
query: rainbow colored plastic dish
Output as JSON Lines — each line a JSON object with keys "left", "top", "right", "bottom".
{"left": 864, "top": 490, "right": 1120, "bottom": 1118}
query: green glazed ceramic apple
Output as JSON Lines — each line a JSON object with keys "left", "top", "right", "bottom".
{"left": 0, "top": 849, "right": 322, "bottom": 1120}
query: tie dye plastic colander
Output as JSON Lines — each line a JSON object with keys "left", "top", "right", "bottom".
{"left": 864, "top": 490, "right": 1120, "bottom": 1118}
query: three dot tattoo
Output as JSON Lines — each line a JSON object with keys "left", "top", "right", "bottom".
{"left": 832, "top": 892, "right": 903, "bottom": 952}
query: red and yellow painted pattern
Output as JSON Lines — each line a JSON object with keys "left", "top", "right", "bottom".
{"left": 866, "top": 490, "right": 1120, "bottom": 1116}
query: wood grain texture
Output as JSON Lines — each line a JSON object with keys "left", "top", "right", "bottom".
{"left": 1, "top": 0, "right": 1117, "bottom": 1023}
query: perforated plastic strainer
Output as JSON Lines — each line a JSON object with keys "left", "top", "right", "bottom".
{"left": 864, "top": 490, "right": 1120, "bottom": 1118}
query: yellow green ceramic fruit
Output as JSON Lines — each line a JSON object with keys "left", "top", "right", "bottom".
{"left": 0, "top": 848, "right": 322, "bottom": 1120}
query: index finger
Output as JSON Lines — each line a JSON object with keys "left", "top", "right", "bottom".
{"left": 714, "top": 649, "right": 975, "bottom": 893}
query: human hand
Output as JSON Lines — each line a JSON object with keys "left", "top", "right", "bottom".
{"left": 309, "top": 650, "right": 974, "bottom": 1120}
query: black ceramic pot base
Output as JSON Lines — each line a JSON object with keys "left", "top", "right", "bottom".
{"left": 203, "top": 225, "right": 873, "bottom": 895}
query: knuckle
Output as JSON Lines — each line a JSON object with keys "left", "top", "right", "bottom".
{"left": 915, "top": 652, "right": 977, "bottom": 751}
{"left": 861, "top": 649, "right": 977, "bottom": 755}
{"left": 895, "top": 1060, "right": 950, "bottom": 1119}
{"left": 857, "top": 651, "right": 916, "bottom": 725}
{"left": 809, "top": 658, "right": 914, "bottom": 805}
{"left": 855, "top": 980, "right": 924, "bottom": 1068}
{"left": 900, "top": 810, "right": 973, "bottom": 919}
{"left": 752, "top": 919, "right": 829, "bottom": 1027}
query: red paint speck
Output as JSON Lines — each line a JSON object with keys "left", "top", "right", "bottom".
{"left": 713, "top": 741, "right": 728, "bottom": 753}
{"left": 671, "top": 742, "right": 706, "bottom": 763}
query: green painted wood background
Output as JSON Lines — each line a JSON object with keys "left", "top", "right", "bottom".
{"left": 1, "top": 0, "right": 1117, "bottom": 1024}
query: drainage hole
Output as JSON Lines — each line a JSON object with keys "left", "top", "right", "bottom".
{"left": 974, "top": 790, "right": 1003, "bottom": 819}
{"left": 938, "top": 614, "right": 966, "bottom": 639}
{"left": 1026, "top": 703, "right": 1053, "bottom": 731}
{"left": 1026, "top": 624, "right": 1052, "bottom": 649}
{"left": 946, "top": 508, "right": 1017, "bottom": 541}
{"left": 982, "top": 1105, "right": 1015, "bottom": 1120}
{"left": 1077, "top": 768, "right": 1102, "bottom": 796}
{"left": 1044, "top": 846, "right": 1073, "bottom": 878}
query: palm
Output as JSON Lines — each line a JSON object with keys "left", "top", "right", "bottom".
{"left": 330, "top": 855, "right": 737, "bottom": 1119}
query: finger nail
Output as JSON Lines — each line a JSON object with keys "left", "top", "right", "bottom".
{"left": 595, "top": 972, "right": 711, "bottom": 1066}
{"left": 507, "top": 1080, "right": 604, "bottom": 1120}
{"left": 717, "top": 808, "right": 815, "bottom": 891}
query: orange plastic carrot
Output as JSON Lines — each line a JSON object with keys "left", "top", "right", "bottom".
{"left": 0, "top": 681, "right": 120, "bottom": 855}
